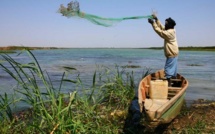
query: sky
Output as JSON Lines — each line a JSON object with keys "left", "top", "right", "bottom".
{"left": 1, "top": 0, "right": 215, "bottom": 48}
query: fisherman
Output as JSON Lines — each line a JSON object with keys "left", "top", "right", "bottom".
{"left": 148, "top": 14, "right": 179, "bottom": 86}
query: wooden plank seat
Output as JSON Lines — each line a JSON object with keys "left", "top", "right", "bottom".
{"left": 168, "top": 87, "right": 181, "bottom": 94}
{"left": 170, "top": 79, "right": 182, "bottom": 82}
{"left": 168, "top": 87, "right": 182, "bottom": 90}
{"left": 168, "top": 92, "right": 177, "bottom": 96}
{"left": 168, "top": 87, "right": 182, "bottom": 99}
{"left": 151, "top": 77, "right": 168, "bottom": 80}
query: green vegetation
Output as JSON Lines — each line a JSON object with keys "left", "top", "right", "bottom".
{"left": 0, "top": 46, "right": 58, "bottom": 51}
{"left": 0, "top": 50, "right": 214, "bottom": 133}
{"left": 179, "top": 46, "right": 215, "bottom": 51}
{"left": 0, "top": 46, "right": 59, "bottom": 54}
{"left": 0, "top": 50, "right": 16, "bottom": 54}
{"left": 0, "top": 50, "right": 147, "bottom": 133}
{"left": 147, "top": 46, "right": 215, "bottom": 51}
{"left": 1, "top": 45, "right": 215, "bottom": 52}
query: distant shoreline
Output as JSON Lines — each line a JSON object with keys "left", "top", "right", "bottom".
{"left": 0, "top": 46, "right": 215, "bottom": 52}
{"left": 147, "top": 46, "right": 215, "bottom": 51}
{"left": 0, "top": 46, "right": 59, "bottom": 51}
{"left": 0, "top": 46, "right": 60, "bottom": 53}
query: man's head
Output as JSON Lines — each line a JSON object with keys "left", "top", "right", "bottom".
{"left": 165, "top": 17, "right": 176, "bottom": 30}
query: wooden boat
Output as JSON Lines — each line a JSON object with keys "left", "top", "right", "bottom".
{"left": 138, "top": 69, "right": 188, "bottom": 128}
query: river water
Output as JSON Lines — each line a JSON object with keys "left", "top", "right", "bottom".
{"left": 0, "top": 48, "right": 215, "bottom": 107}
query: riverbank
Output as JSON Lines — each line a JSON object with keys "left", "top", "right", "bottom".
{"left": 165, "top": 99, "right": 215, "bottom": 133}
{"left": 9, "top": 99, "right": 215, "bottom": 134}
{"left": 142, "top": 99, "right": 215, "bottom": 133}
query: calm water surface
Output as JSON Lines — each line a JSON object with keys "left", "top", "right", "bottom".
{"left": 1, "top": 49, "right": 215, "bottom": 106}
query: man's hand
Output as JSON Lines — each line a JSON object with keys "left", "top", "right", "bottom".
{"left": 148, "top": 19, "right": 154, "bottom": 24}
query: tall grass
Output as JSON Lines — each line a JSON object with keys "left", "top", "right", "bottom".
{"left": 0, "top": 50, "right": 150, "bottom": 133}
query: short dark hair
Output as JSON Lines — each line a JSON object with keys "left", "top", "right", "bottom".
{"left": 165, "top": 17, "right": 176, "bottom": 28}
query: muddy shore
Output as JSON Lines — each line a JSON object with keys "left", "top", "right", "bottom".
{"left": 125, "top": 99, "right": 215, "bottom": 134}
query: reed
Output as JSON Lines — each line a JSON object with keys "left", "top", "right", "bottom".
{"left": 0, "top": 50, "right": 150, "bottom": 133}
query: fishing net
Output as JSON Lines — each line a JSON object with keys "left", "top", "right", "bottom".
{"left": 58, "top": 1, "right": 153, "bottom": 27}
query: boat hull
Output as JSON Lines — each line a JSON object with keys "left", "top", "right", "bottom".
{"left": 138, "top": 69, "right": 188, "bottom": 128}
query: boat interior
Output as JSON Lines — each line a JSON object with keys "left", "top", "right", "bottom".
{"left": 138, "top": 70, "right": 188, "bottom": 121}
